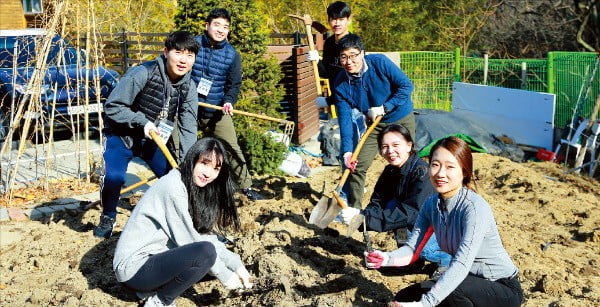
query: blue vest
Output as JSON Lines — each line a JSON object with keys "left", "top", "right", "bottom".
{"left": 191, "top": 34, "right": 236, "bottom": 118}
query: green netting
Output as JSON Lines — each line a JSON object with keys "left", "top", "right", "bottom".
{"left": 399, "top": 51, "right": 454, "bottom": 111}
{"left": 396, "top": 50, "right": 598, "bottom": 129}
{"left": 549, "top": 52, "right": 600, "bottom": 128}
{"left": 462, "top": 57, "right": 548, "bottom": 93}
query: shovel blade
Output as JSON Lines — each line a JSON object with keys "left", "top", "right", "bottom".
{"left": 309, "top": 196, "right": 331, "bottom": 225}
{"left": 315, "top": 197, "right": 342, "bottom": 229}
{"left": 346, "top": 213, "right": 364, "bottom": 237}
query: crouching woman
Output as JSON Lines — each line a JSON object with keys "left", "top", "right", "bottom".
{"left": 113, "top": 137, "right": 253, "bottom": 306}
{"left": 365, "top": 136, "right": 523, "bottom": 307}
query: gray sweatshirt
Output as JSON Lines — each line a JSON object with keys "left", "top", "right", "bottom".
{"left": 103, "top": 55, "right": 198, "bottom": 159}
{"left": 401, "top": 187, "right": 518, "bottom": 307}
{"left": 113, "top": 169, "right": 244, "bottom": 284}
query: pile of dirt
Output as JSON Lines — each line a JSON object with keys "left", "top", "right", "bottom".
{"left": 0, "top": 153, "right": 598, "bottom": 306}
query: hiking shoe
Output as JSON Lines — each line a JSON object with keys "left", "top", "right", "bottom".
{"left": 144, "top": 294, "right": 175, "bottom": 307}
{"left": 430, "top": 266, "right": 448, "bottom": 281}
{"left": 242, "top": 188, "right": 265, "bottom": 201}
{"left": 93, "top": 215, "right": 116, "bottom": 239}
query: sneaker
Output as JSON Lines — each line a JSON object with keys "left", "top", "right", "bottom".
{"left": 430, "top": 266, "right": 448, "bottom": 281}
{"left": 242, "top": 188, "right": 265, "bottom": 201}
{"left": 144, "top": 294, "right": 175, "bottom": 307}
{"left": 93, "top": 215, "right": 116, "bottom": 239}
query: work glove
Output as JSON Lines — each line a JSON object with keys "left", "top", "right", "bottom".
{"left": 340, "top": 207, "right": 361, "bottom": 225}
{"left": 367, "top": 106, "right": 385, "bottom": 122}
{"left": 143, "top": 121, "right": 159, "bottom": 139}
{"left": 364, "top": 250, "right": 390, "bottom": 269}
{"left": 223, "top": 273, "right": 244, "bottom": 290}
{"left": 393, "top": 302, "right": 424, "bottom": 307}
{"left": 222, "top": 102, "right": 234, "bottom": 116}
{"left": 235, "top": 266, "right": 253, "bottom": 289}
{"left": 307, "top": 50, "right": 320, "bottom": 62}
{"left": 343, "top": 152, "right": 357, "bottom": 172}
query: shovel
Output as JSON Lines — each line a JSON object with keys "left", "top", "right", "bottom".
{"left": 309, "top": 115, "right": 383, "bottom": 229}
{"left": 79, "top": 130, "right": 177, "bottom": 210}
{"left": 198, "top": 102, "right": 295, "bottom": 144}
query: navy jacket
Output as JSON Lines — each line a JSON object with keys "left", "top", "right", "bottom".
{"left": 191, "top": 33, "right": 242, "bottom": 118}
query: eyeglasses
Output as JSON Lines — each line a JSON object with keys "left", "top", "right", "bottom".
{"left": 339, "top": 52, "right": 361, "bottom": 64}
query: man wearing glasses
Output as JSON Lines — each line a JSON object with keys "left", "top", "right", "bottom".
{"left": 332, "top": 34, "right": 415, "bottom": 223}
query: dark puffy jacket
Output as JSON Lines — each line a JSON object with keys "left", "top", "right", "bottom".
{"left": 191, "top": 34, "right": 241, "bottom": 119}
{"left": 363, "top": 153, "right": 434, "bottom": 233}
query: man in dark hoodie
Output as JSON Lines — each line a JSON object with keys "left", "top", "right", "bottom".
{"left": 95, "top": 31, "right": 199, "bottom": 239}
{"left": 191, "top": 8, "right": 264, "bottom": 201}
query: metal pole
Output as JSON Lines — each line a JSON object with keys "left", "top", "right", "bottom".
{"left": 483, "top": 53, "right": 488, "bottom": 85}
{"left": 521, "top": 62, "right": 527, "bottom": 90}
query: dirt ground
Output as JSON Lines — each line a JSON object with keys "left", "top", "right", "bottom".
{"left": 0, "top": 153, "right": 599, "bottom": 306}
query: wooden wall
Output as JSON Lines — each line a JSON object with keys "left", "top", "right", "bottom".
{"left": 0, "top": 0, "right": 27, "bottom": 30}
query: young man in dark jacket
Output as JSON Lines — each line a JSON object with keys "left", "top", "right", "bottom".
{"left": 191, "top": 8, "right": 264, "bottom": 201}
{"left": 96, "top": 31, "right": 199, "bottom": 238}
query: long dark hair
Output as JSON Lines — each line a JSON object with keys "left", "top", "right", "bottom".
{"left": 429, "top": 136, "right": 478, "bottom": 192}
{"left": 180, "top": 137, "right": 239, "bottom": 233}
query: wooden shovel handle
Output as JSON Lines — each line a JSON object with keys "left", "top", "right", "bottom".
{"left": 198, "top": 102, "right": 292, "bottom": 125}
{"left": 149, "top": 130, "right": 178, "bottom": 169}
{"left": 336, "top": 115, "right": 383, "bottom": 190}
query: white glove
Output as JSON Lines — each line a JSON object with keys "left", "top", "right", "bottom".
{"left": 235, "top": 266, "right": 253, "bottom": 289}
{"left": 364, "top": 249, "right": 390, "bottom": 269}
{"left": 340, "top": 207, "right": 360, "bottom": 225}
{"left": 144, "top": 121, "right": 159, "bottom": 139}
{"left": 343, "top": 152, "right": 357, "bottom": 172}
{"left": 222, "top": 102, "right": 234, "bottom": 115}
{"left": 367, "top": 106, "right": 385, "bottom": 121}
{"left": 223, "top": 273, "right": 244, "bottom": 290}
{"left": 307, "top": 50, "right": 320, "bottom": 62}
{"left": 395, "top": 302, "right": 424, "bottom": 307}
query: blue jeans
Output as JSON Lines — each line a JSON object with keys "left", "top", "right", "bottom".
{"left": 100, "top": 134, "right": 171, "bottom": 218}
{"left": 339, "top": 109, "right": 366, "bottom": 201}
{"left": 408, "top": 229, "right": 452, "bottom": 267}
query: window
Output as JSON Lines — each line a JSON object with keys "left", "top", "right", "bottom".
{"left": 22, "top": 0, "right": 43, "bottom": 14}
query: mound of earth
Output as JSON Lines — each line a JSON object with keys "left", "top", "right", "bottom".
{"left": 0, "top": 153, "right": 598, "bottom": 306}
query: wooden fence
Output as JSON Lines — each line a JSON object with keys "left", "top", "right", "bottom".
{"left": 80, "top": 31, "right": 322, "bottom": 144}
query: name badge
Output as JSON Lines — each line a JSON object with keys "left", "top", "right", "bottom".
{"left": 157, "top": 120, "right": 174, "bottom": 144}
{"left": 196, "top": 77, "right": 213, "bottom": 96}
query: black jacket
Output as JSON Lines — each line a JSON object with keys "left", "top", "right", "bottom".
{"left": 363, "top": 153, "right": 434, "bottom": 233}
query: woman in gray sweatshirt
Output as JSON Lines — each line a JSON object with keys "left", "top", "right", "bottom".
{"left": 113, "top": 137, "right": 252, "bottom": 306}
{"left": 365, "top": 136, "right": 523, "bottom": 307}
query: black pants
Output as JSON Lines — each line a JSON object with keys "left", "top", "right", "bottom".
{"left": 125, "top": 242, "right": 216, "bottom": 305}
{"left": 394, "top": 274, "right": 523, "bottom": 307}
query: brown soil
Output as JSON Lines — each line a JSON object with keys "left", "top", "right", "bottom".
{"left": 1, "top": 153, "right": 599, "bottom": 306}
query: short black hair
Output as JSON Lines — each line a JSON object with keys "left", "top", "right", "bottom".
{"left": 338, "top": 33, "right": 364, "bottom": 53}
{"left": 164, "top": 30, "right": 199, "bottom": 54}
{"left": 327, "top": 1, "right": 351, "bottom": 19}
{"left": 207, "top": 8, "right": 231, "bottom": 24}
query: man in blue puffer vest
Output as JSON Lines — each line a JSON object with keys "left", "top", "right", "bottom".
{"left": 191, "top": 8, "right": 264, "bottom": 201}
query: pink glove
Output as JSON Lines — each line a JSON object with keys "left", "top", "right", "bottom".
{"left": 222, "top": 102, "right": 234, "bottom": 115}
{"left": 343, "top": 152, "right": 357, "bottom": 172}
{"left": 364, "top": 250, "right": 389, "bottom": 269}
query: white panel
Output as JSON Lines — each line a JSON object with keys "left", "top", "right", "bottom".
{"left": 451, "top": 82, "right": 555, "bottom": 149}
